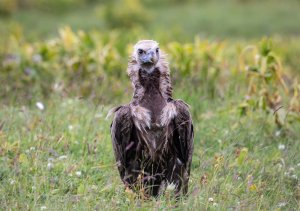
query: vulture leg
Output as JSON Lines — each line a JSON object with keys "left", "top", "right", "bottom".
{"left": 110, "top": 106, "right": 141, "bottom": 188}
{"left": 168, "top": 100, "right": 194, "bottom": 196}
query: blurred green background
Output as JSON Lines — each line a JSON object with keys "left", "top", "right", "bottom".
{"left": 1, "top": 0, "right": 300, "bottom": 41}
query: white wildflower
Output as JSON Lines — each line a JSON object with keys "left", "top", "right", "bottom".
{"left": 75, "top": 171, "right": 82, "bottom": 177}
{"left": 208, "top": 197, "right": 214, "bottom": 202}
{"left": 166, "top": 183, "right": 176, "bottom": 191}
{"left": 53, "top": 83, "right": 63, "bottom": 92}
{"left": 53, "top": 83, "right": 60, "bottom": 91}
{"left": 47, "top": 162, "right": 54, "bottom": 170}
{"left": 68, "top": 125, "right": 74, "bottom": 131}
{"left": 278, "top": 144, "right": 285, "bottom": 150}
{"left": 275, "top": 130, "right": 281, "bottom": 137}
{"left": 213, "top": 202, "right": 218, "bottom": 207}
{"left": 30, "top": 147, "right": 36, "bottom": 151}
{"left": 291, "top": 175, "right": 298, "bottom": 180}
{"left": 9, "top": 179, "right": 15, "bottom": 185}
{"left": 36, "top": 102, "right": 45, "bottom": 110}
{"left": 91, "top": 185, "right": 98, "bottom": 190}
{"left": 41, "top": 206, "right": 47, "bottom": 210}
{"left": 58, "top": 155, "right": 67, "bottom": 160}
{"left": 277, "top": 202, "right": 286, "bottom": 207}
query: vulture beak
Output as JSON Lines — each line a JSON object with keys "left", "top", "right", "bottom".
{"left": 141, "top": 51, "right": 155, "bottom": 65}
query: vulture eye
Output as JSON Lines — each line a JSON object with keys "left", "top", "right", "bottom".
{"left": 156, "top": 48, "right": 159, "bottom": 53}
{"left": 138, "top": 49, "right": 143, "bottom": 55}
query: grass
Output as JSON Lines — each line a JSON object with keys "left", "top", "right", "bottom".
{"left": 0, "top": 94, "right": 299, "bottom": 210}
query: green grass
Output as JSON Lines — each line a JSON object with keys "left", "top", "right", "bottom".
{"left": 0, "top": 95, "right": 299, "bottom": 210}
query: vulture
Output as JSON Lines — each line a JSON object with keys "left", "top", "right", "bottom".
{"left": 109, "top": 40, "right": 194, "bottom": 197}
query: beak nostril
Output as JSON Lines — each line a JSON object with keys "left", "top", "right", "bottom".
{"left": 149, "top": 52, "right": 155, "bottom": 62}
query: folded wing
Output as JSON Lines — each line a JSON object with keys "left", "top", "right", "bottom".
{"left": 110, "top": 105, "right": 140, "bottom": 186}
{"left": 168, "top": 100, "right": 194, "bottom": 194}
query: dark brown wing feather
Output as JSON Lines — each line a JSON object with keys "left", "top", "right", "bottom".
{"left": 163, "top": 100, "right": 194, "bottom": 196}
{"left": 110, "top": 105, "right": 140, "bottom": 186}
{"left": 173, "top": 100, "right": 194, "bottom": 180}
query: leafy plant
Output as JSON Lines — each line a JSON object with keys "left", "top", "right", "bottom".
{"left": 238, "top": 38, "right": 299, "bottom": 127}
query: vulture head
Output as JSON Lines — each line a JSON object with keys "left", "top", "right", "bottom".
{"left": 133, "top": 40, "right": 160, "bottom": 72}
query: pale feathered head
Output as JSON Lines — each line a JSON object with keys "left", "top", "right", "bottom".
{"left": 128, "top": 40, "right": 171, "bottom": 99}
{"left": 133, "top": 40, "right": 160, "bottom": 70}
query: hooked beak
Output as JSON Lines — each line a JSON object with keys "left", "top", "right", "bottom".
{"left": 141, "top": 51, "right": 155, "bottom": 65}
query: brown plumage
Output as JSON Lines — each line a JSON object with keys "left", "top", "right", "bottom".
{"left": 109, "top": 40, "right": 194, "bottom": 197}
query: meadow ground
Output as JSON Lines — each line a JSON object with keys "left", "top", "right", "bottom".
{"left": 0, "top": 95, "right": 299, "bottom": 210}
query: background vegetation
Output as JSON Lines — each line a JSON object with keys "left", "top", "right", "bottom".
{"left": 0, "top": 0, "right": 299, "bottom": 210}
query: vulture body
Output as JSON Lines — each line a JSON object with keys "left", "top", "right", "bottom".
{"left": 110, "top": 40, "right": 194, "bottom": 197}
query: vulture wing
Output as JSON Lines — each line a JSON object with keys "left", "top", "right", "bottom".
{"left": 174, "top": 100, "right": 194, "bottom": 168}
{"left": 110, "top": 105, "right": 140, "bottom": 186}
{"left": 169, "top": 100, "right": 194, "bottom": 194}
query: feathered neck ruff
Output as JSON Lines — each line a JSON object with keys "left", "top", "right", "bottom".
{"left": 127, "top": 51, "right": 173, "bottom": 103}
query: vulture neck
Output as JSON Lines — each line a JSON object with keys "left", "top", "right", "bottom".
{"left": 132, "top": 67, "right": 171, "bottom": 105}
{"left": 128, "top": 55, "right": 173, "bottom": 105}
{"left": 136, "top": 68, "right": 166, "bottom": 123}
{"left": 139, "top": 68, "right": 161, "bottom": 94}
